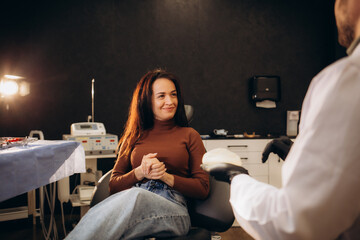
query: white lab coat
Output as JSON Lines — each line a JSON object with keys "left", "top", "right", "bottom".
{"left": 230, "top": 43, "right": 360, "bottom": 240}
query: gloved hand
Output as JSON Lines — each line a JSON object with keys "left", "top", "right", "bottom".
{"left": 201, "top": 163, "right": 249, "bottom": 183}
{"left": 262, "top": 136, "right": 293, "bottom": 163}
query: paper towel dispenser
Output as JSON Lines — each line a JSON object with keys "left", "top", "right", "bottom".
{"left": 249, "top": 75, "right": 281, "bottom": 102}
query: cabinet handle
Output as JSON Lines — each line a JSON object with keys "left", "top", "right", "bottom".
{"left": 240, "top": 157, "right": 248, "bottom": 160}
{"left": 227, "top": 145, "right": 248, "bottom": 148}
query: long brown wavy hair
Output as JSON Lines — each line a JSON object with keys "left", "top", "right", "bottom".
{"left": 117, "top": 69, "right": 188, "bottom": 161}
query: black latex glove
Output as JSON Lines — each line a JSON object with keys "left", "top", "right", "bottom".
{"left": 262, "top": 136, "right": 293, "bottom": 163}
{"left": 201, "top": 163, "right": 249, "bottom": 183}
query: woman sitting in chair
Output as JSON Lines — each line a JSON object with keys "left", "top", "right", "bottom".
{"left": 66, "top": 69, "right": 210, "bottom": 240}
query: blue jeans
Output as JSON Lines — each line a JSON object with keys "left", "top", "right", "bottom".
{"left": 66, "top": 180, "right": 191, "bottom": 240}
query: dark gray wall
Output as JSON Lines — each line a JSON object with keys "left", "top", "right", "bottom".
{"left": 0, "top": 0, "right": 341, "bottom": 139}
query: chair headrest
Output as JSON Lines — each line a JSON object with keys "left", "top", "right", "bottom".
{"left": 185, "top": 105, "right": 194, "bottom": 123}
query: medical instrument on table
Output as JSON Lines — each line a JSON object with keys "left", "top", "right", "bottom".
{"left": 0, "top": 136, "right": 37, "bottom": 149}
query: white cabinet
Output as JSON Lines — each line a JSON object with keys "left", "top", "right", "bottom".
{"left": 203, "top": 139, "right": 282, "bottom": 188}
{"left": 268, "top": 155, "right": 283, "bottom": 188}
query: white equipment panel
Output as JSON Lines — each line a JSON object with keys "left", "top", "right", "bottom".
{"left": 63, "top": 134, "right": 118, "bottom": 155}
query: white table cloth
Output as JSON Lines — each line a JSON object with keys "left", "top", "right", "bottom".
{"left": 0, "top": 140, "right": 85, "bottom": 202}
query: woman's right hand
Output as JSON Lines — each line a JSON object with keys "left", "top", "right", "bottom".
{"left": 135, "top": 153, "right": 167, "bottom": 180}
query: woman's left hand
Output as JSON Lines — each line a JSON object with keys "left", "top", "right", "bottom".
{"left": 140, "top": 153, "right": 167, "bottom": 180}
{"left": 143, "top": 156, "right": 174, "bottom": 186}
{"left": 147, "top": 160, "right": 167, "bottom": 179}
{"left": 135, "top": 153, "right": 165, "bottom": 180}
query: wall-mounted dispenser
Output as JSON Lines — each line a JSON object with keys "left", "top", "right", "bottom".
{"left": 249, "top": 75, "right": 280, "bottom": 108}
{"left": 287, "top": 110, "right": 300, "bottom": 137}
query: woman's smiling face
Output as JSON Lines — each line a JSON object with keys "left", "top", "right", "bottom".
{"left": 151, "top": 78, "right": 178, "bottom": 121}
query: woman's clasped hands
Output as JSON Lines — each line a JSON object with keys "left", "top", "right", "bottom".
{"left": 135, "top": 153, "right": 167, "bottom": 180}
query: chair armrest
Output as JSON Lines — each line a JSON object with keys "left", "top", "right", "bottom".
{"left": 90, "top": 170, "right": 112, "bottom": 208}
{"left": 187, "top": 176, "right": 234, "bottom": 232}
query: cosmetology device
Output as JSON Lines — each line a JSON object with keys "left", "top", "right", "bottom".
{"left": 59, "top": 79, "right": 118, "bottom": 216}
{"left": 63, "top": 133, "right": 117, "bottom": 155}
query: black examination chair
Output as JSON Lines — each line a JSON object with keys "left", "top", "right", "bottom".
{"left": 90, "top": 170, "right": 235, "bottom": 240}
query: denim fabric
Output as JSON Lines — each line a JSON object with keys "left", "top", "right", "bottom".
{"left": 66, "top": 181, "right": 190, "bottom": 240}
{"left": 135, "top": 180, "right": 187, "bottom": 208}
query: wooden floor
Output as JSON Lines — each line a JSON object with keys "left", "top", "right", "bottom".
{"left": 217, "top": 227, "right": 254, "bottom": 240}
{"left": 0, "top": 216, "right": 254, "bottom": 240}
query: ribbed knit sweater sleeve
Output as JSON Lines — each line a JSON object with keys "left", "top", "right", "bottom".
{"left": 109, "top": 153, "right": 139, "bottom": 195}
{"left": 172, "top": 129, "right": 209, "bottom": 199}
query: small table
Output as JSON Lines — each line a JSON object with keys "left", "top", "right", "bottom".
{"left": 0, "top": 140, "right": 86, "bottom": 222}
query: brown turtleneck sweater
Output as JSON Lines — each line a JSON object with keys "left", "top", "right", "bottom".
{"left": 109, "top": 119, "right": 210, "bottom": 199}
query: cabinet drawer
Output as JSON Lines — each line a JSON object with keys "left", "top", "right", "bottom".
{"left": 205, "top": 139, "right": 270, "bottom": 152}
{"left": 231, "top": 151, "right": 263, "bottom": 164}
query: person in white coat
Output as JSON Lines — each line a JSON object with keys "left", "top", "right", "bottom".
{"left": 204, "top": 0, "right": 360, "bottom": 239}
